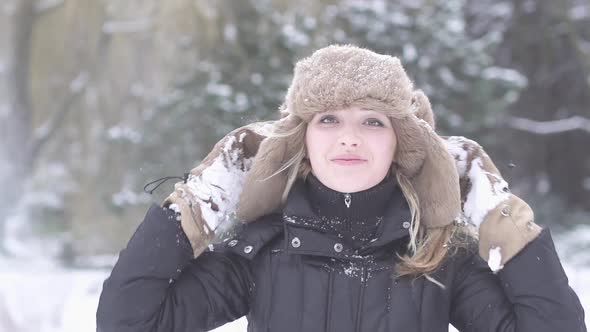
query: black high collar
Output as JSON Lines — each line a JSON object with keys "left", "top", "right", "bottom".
{"left": 304, "top": 173, "right": 397, "bottom": 221}
{"left": 282, "top": 173, "right": 407, "bottom": 250}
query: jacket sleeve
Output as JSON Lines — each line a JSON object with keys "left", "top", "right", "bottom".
{"left": 450, "top": 228, "right": 586, "bottom": 332}
{"left": 96, "top": 203, "right": 253, "bottom": 332}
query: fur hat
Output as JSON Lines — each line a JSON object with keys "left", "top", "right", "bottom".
{"left": 239, "top": 45, "right": 461, "bottom": 228}
{"left": 163, "top": 45, "right": 464, "bottom": 254}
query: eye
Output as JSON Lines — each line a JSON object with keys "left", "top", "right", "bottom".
{"left": 319, "top": 115, "right": 338, "bottom": 124}
{"left": 364, "top": 118, "right": 385, "bottom": 127}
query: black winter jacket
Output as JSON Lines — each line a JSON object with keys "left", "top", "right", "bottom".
{"left": 97, "top": 180, "right": 586, "bottom": 332}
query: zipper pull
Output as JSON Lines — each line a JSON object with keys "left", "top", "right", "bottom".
{"left": 344, "top": 193, "right": 351, "bottom": 208}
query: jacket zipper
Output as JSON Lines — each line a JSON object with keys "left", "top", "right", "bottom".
{"left": 325, "top": 269, "right": 334, "bottom": 332}
{"left": 354, "top": 261, "right": 367, "bottom": 332}
{"left": 344, "top": 193, "right": 351, "bottom": 208}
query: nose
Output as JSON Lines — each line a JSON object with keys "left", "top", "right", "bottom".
{"left": 338, "top": 129, "right": 361, "bottom": 148}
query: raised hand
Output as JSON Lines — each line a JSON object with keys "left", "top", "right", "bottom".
{"left": 444, "top": 136, "right": 542, "bottom": 271}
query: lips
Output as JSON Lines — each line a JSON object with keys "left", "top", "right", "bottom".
{"left": 331, "top": 154, "right": 367, "bottom": 165}
{"left": 331, "top": 154, "right": 366, "bottom": 161}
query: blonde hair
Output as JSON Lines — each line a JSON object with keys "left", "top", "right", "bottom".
{"left": 265, "top": 107, "right": 475, "bottom": 281}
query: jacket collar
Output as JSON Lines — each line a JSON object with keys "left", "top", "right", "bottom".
{"left": 303, "top": 173, "right": 397, "bottom": 220}
{"left": 282, "top": 178, "right": 412, "bottom": 259}
{"left": 212, "top": 213, "right": 283, "bottom": 259}
{"left": 214, "top": 180, "right": 412, "bottom": 260}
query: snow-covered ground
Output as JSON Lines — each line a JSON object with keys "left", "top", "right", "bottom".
{"left": 0, "top": 227, "right": 588, "bottom": 332}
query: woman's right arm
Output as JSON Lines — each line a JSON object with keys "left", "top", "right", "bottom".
{"left": 96, "top": 204, "right": 253, "bottom": 332}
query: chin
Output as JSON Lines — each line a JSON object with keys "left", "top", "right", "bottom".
{"left": 313, "top": 168, "right": 383, "bottom": 193}
{"left": 327, "top": 179, "right": 372, "bottom": 193}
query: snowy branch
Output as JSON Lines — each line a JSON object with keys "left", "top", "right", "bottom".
{"left": 102, "top": 18, "right": 152, "bottom": 34}
{"left": 69, "top": 71, "right": 89, "bottom": 93}
{"left": 507, "top": 116, "right": 590, "bottom": 134}
{"left": 31, "top": 71, "right": 89, "bottom": 159}
{"left": 34, "top": 0, "right": 64, "bottom": 15}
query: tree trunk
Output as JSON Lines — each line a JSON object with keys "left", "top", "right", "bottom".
{"left": 0, "top": 0, "right": 36, "bottom": 253}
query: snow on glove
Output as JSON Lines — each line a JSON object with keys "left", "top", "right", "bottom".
{"left": 162, "top": 122, "right": 272, "bottom": 258}
{"left": 478, "top": 195, "right": 542, "bottom": 271}
{"left": 444, "top": 136, "right": 542, "bottom": 272}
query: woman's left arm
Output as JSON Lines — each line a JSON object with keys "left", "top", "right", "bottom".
{"left": 450, "top": 196, "right": 586, "bottom": 332}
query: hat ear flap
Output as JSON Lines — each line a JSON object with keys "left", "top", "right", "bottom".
{"left": 412, "top": 89, "right": 435, "bottom": 129}
{"left": 393, "top": 117, "right": 461, "bottom": 227}
{"left": 409, "top": 125, "right": 461, "bottom": 227}
{"left": 392, "top": 116, "right": 428, "bottom": 178}
{"left": 236, "top": 136, "right": 288, "bottom": 222}
{"left": 236, "top": 115, "right": 303, "bottom": 222}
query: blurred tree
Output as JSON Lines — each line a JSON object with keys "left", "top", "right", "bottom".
{"left": 467, "top": 0, "right": 590, "bottom": 219}
{"left": 0, "top": 0, "right": 161, "bottom": 258}
{"left": 0, "top": 0, "right": 86, "bottom": 254}
{"left": 52, "top": 0, "right": 162, "bottom": 258}
{"left": 137, "top": 0, "right": 329, "bottom": 193}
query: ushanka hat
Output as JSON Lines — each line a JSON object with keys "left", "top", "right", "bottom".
{"left": 162, "top": 45, "right": 500, "bottom": 257}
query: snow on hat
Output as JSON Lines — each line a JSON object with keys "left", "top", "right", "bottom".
{"left": 285, "top": 44, "right": 415, "bottom": 121}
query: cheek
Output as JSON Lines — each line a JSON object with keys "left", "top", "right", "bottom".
{"left": 305, "top": 127, "right": 322, "bottom": 160}
{"left": 306, "top": 128, "right": 334, "bottom": 165}
{"left": 373, "top": 133, "right": 397, "bottom": 163}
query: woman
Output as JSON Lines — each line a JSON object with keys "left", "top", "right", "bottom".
{"left": 96, "top": 45, "right": 586, "bottom": 332}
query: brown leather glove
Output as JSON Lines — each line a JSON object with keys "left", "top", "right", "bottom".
{"left": 478, "top": 194, "right": 542, "bottom": 271}
{"left": 444, "top": 136, "right": 542, "bottom": 271}
{"left": 162, "top": 124, "right": 268, "bottom": 258}
{"left": 164, "top": 188, "right": 213, "bottom": 258}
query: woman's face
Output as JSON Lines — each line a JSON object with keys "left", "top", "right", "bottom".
{"left": 305, "top": 106, "right": 397, "bottom": 193}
